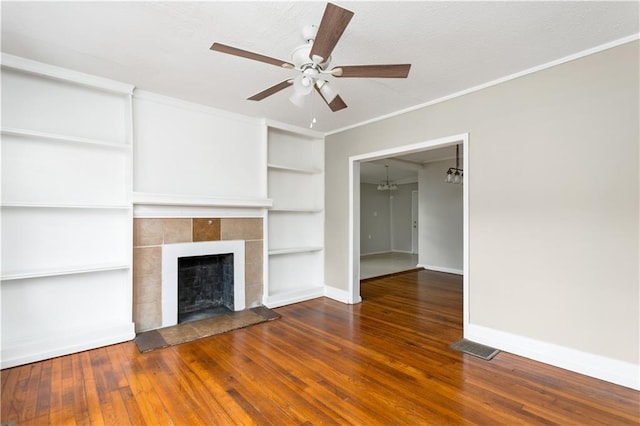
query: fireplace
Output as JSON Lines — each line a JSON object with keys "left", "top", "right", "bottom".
{"left": 178, "top": 253, "right": 234, "bottom": 324}
{"left": 162, "top": 240, "right": 245, "bottom": 327}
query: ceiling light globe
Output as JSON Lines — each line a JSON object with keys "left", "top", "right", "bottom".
{"left": 289, "top": 91, "right": 306, "bottom": 108}
{"left": 445, "top": 171, "right": 453, "bottom": 183}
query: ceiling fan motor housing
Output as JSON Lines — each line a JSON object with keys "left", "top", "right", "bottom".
{"left": 302, "top": 25, "right": 318, "bottom": 42}
{"left": 291, "top": 43, "right": 330, "bottom": 71}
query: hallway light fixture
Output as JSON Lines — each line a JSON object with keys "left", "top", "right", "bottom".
{"left": 445, "top": 144, "right": 463, "bottom": 184}
{"left": 377, "top": 165, "right": 398, "bottom": 191}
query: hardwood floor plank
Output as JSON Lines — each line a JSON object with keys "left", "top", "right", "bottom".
{"left": 140, "top": 352, "right": 212, "bottom": 425}
{"left": 33, "top": 359, "right": 52, "bottom": 423}
{"left": 173, "top": 344, "right": 253, "bottom": 425}
{"left": 77, "top": 351, "right": 105, "bottom": 426}
{"left": 1, "top": 269, "right": 638, "bottom": 425}
{"left": 224, "top": 328, "right": 350, "bottom": 424}
{"left": 201, "top": 338, "right": 310, "bottom": 424}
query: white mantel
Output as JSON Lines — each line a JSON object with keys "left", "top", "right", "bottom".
{"left": 132, "top": 192, "right": 273, "bottom": 218}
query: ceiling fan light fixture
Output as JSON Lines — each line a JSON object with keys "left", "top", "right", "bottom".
{"left": 317, "top": 80, "right": 339, "bottom": 103}
{"left": 293, "top": 74, "right": 313, "bottom": 95}
{"left": 210, "top": 2, "right": 411, "bottom": 113}
{"left": 289, "top": 90, "right": 307, "bottom": 108}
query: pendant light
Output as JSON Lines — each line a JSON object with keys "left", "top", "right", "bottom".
{"left": 445, "top": 144, "right": 463, "bottom": 184}
{"left": 377, "top": 165, "right": 398, "bottom": 191}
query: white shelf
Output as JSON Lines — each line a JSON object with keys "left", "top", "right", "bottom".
{"left": 1, "top": 263, "right": 131, "bottom": 281}
{"left": 1, "top": 127, "right": 129, "bottom": 150}
{"left": 269, "top": 246, "right": 323, "bottom": 256}
{"left": 268, "top": 163, "right": 322, "bottom": 174}
{"left": 270, "top": 208, "right": 322, "bottom": 213}
{"left": 133, "top": 192, "right": 273, "bottom": 208}
{"left": 1, "top": 202, "right": 130, "bottom": 210}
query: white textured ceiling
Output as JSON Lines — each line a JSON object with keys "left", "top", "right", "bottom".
{"left": 2, "top": 1, "right": 638, "bottom": 134}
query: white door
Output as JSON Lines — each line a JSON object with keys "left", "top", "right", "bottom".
{"left": 411, "top": 190, "right": 419, "bottom": 254}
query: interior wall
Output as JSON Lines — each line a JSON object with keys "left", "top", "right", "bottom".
{"left": 360, "top": 183, "right": 391, "bottom": 254}
{"left": 418, "top": 160, "right": 463, "bottom": 272}
{"left": 133, "top": 91, "right": 265, "bottom": 199}
{"left": 391, "top": 182, "right": 418, "bottom": 253}
{"left": 360, "top": 182, "right": 418, "bottom": 255}
{"left": 325, "top": 41, "right": 639, "bottom": 378}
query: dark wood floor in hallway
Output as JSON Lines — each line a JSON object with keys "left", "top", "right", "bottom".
{"left": 2, "top": 269, "right": 639, "bottom": 425}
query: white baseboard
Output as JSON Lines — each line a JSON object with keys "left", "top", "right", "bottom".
{"left": 360, "top": 250, "right": 391, "bottom": 257}
{"left": 324, "top": 285, "right": 361, "bottom": 304}
{"left": 417, "top": 264, "right": 463, "bottom": 275}
{"left": 466, "top": 323, "right": 639, "bottom": 391}
{"left": 361, "top": 250, "right": 416, "bottom": 257}
{"left": 264, "top": 287, "right": 324, "bottom": 309}
{"left": 1, "top": 323, "right": 135, "bottom": 369}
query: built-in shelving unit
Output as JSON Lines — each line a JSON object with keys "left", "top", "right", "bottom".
{"left": 265, "top": 123, "right": 324, "bottom": 308}
{"left": 0, "top": 53, "right": 136, "bottom": 369}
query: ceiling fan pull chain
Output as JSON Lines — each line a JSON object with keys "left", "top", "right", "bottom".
{"left": 309, "top": 97, "right": 316, "bottom": 128}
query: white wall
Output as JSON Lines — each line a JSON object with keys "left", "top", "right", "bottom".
{"left": 418, "top": 160, "right": 463, "bottom": 272}
{"left": 325, "top": 41, "right": 639, "bottom": 388}
{"left": 360, "top": 183, "right": 391, "bottom": 254}
{"left": 391, "top": 183, "right": 418, "bottom": 253}
{"left": 133, "top": 91, "right": 266, "bottom": 200}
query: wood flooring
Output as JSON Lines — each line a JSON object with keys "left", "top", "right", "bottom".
{"left": 2, "top": 269, "right": 639, "bottom": 425}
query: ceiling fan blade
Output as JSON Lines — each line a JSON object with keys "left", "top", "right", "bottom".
{"left": 314, "top": 85, "right": 348, "bottom": 112}
{"left": 309, "top": 3, "right": 354, "bottom": 64}
{"left": 210, "top": 42, "right": 294, "bottom": 69}
{"left": 331, "top": 64, "right": 411, "bottom": 78}
{"left": 248, "top": 80, "right": 293, "bottom": 101}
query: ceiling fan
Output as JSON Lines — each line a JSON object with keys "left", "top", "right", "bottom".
{"left": 210, "top": 2, "right": 411, "bottom": 112}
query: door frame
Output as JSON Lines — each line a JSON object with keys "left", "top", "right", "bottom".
{"left": 348, "top": 133, "right": 470, "bottom": 330}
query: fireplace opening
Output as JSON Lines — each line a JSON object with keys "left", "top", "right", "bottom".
{"left": 177, "top": 253, "right": 234, "bottom": 324}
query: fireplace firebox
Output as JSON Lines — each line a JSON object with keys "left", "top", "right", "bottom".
{"left": 177, "top": 253, "right": 234, "bottom": 324}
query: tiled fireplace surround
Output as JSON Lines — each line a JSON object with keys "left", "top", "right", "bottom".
{"left": 133, "top": 217, "right": 263, "bottom": 332}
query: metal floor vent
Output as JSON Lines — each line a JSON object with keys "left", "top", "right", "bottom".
{"left": 450, "top": 339, "right": 500, "bottom": 360}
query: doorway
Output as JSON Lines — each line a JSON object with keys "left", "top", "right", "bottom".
{"left": 359, "top": 160, "right": 419, "bottom": 278}
{"left": 348, "top": 133, "right": 469, "bottom": 330}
